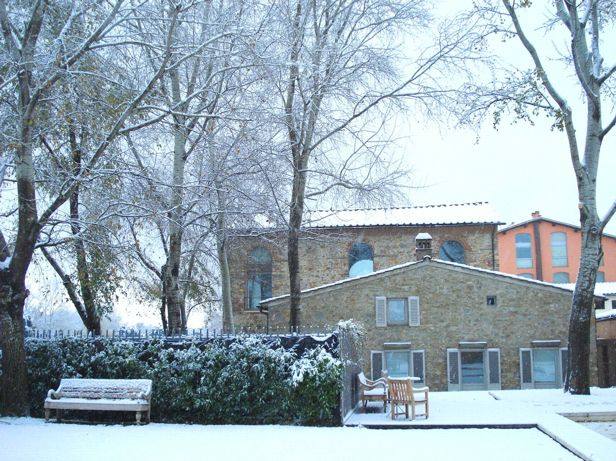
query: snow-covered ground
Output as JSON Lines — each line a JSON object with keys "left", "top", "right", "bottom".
{"left": 490, "top": 388, "right": 616, "bottom": 415}
{"left": 0, "top": 418, "right": 581, "bottom": 461}
{"left": 582, "top": 422, "right": 616, "bottom": 441}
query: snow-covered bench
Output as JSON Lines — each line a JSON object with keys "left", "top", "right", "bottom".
{"left": 44, "top": 378, "right": 152, "bottom": 424}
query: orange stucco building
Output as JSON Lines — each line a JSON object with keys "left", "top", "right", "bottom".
{"left": 498, "top": 212, "right": 616, "bottom": 283}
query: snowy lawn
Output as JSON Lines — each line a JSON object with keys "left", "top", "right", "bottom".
{"left": 0, "top": 418, "right": 581, "bottom": 461}
{"left": 490, "top": 387, "right": 616, "bottom": 414}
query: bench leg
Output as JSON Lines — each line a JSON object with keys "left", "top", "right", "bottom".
{"left": 146, "top": 409, "right": 151, "bottom": 424}
{"left": 57, "top": 409, "right": 62, "bottom": 422}
{"left": 136, "top": 411, "right": 142, "bottom": 424}
{"left": 45, "top": 409, "right": 50, "bottom": 421}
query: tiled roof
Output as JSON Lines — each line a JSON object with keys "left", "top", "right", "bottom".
{"left": 260, "top": 257, "right": 577, "bottom": 305}
{"left": 302, "top": 202, "right": 502, "bottom": 229}
{"left": 499, "top": 216, "right": 616, "bottom": 240}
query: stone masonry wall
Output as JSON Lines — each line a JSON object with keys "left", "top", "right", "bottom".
{"left": 229, "top": 224, "right": 498, "bottom": 328}
{"left": 265, "top": 262, "right": 598, "bottom": 390}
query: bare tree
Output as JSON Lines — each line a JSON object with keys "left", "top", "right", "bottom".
{"left": 465, "top": 1, "right": 616, "bottom": 394}
{"left": 0, "top": 0, "right": 179, "bottom": 415}
{"left": 259, "top": 0, "right": 485, "bottom": 331}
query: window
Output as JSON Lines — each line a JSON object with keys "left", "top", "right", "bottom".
{"left": 439, "top": 240, "right": 465, "bottom": 264}
{"left": 520, "top": 347, "right": 568, "bottom": 389}
{"left": 246, "top": 247, "right": 272, "bottom": 310}
{"left": 486, "top": 295, "right": 497, "bottom": 306}
{"left": 597, "top": 271, "right": 605, "bottom": 283}
{"left": 515, "top": 233, "right": 532, "bottom": 268}
{"left": 446, "top": 348, "right": 501, "bottom": 391}
{"left": 551, "top": 232, "right": 568, "bottom": 267}
{"left": 372, "top": 349, "right": 425, "bottom": 383}
{"left": 553, "top": 272, "right": 570, "bottom": 283}
{"left": 348, "top": 242, "right": 373, "bottom": 277}
{"left": 375, "top": 296, "right": 420, "bottom": 327}
{"left": 518, "top": 273, "right": 533, "bottom": 279}
{"left": 386, "top": 298, "right": 408, "bottom": 325}
{"left": 612, "top": 300, "right": 616, "bottom": 310}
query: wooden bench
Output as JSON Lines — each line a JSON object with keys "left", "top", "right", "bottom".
{"left": 45, "top": 378, "right": 152, "bottom": 424}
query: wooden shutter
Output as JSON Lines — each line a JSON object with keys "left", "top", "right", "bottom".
{"left": 560, "top": 347, "right": 568, "bottom": 386}
{"left": 412, "top": 350, "right": 425, "bottom": 384}
{"left": 408, "top": 296, "right": 420, "bottom": 326}
{"left": 487, "top": 348, "right": 501, "bottom": 390}
{"left": 447, "top": 348, "right": 460, "bottom": 391}
{"left": 520, "top": 348, "right": 533, "bottom": 389}
{"left": 371, "top": 351, "right": 384, "bottom": 380}
{"left": 375, "top": 296, "right": 387, "bottom": 327}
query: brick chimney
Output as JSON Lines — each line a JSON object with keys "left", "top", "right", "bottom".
{"left": 531, "top": 211, "right": 541, "bottom": 218}
{"left": 415, "top": 233, "right": 433, "bottom": 261}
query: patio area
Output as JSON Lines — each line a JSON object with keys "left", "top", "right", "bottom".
{"left": 345, "top": 388, "right": 616, "bottom": 460}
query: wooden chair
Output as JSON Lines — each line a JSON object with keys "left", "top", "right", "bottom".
{"left": 358, "top": 372, "right": 387, "bottom": 412}
{"left": 387, "top": 377, "right": 429, "bottom": 420}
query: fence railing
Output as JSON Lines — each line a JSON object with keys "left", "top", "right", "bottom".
{"left": 25, "top": 324, "right": 337, "bottom": 341}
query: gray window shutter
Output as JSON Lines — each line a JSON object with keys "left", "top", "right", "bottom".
{"left": 408, "top": 296, "right": 420, "bottom": 326}
{"left": 412, "top": 350, "right": 425, "bottom": 384}
{"left": 375, "top": 296, "right": 387, "bottom": 327}
{"left": 560, "top": 348, "right": 568, "bottom": 386}
{"left": 520, "top": 348, "right": 533, "bottom": 389}
{"left": 371, "top": 351, "right": 383, "bottom": 380}
{"left": 488, "top": 348, "right": 501, "bottom": 390}
{"left": 447, "top": 348, "right": 460, "bottom": 391}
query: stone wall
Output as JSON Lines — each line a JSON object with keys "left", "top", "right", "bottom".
{"left": 229, "top": 224, "right": 498, "bottom": 328}
{"left": 264, "top": 261, "right": 598, "bottom": 390}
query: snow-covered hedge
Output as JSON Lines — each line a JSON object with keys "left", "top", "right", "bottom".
{"left": 24, "top": 336, "right": 342, "bottom": 425}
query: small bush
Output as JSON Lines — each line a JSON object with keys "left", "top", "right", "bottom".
{"left": 24, "top": 336, "right": 341, "bottom": 426}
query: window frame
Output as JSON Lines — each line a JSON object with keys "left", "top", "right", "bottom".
{"left": 515, "top": 233, "right": 533, "bottom": 269}
{"left": 550, "top": 232, "right": 568, "bottom": 267}
{"left": 372, "top": 348, "right": 425, "bottom": 384}
{"left": 386, "top": 297, "right": 408, "bottom": 326}
{"left": 245, "top": 247, "right": 273, "bottom": 311}
{"left": 348, "top": 242, "right": 374, "bottom": 277}
{"left": 597, "top": 271, "right": 605, "bottom": 283}
{"left": 553, "top": 272, "right": 570, "bottom": 283}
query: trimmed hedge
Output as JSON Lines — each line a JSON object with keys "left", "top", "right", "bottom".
{"left": 24, "top": 336, "right": 342, "bottom": 425}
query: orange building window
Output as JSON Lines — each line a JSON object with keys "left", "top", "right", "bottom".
{"left": 515, "top": 233, "right": 532, "bottom": 268}
{"left": 551, "top": 232, "right": 568, "bottom": 267}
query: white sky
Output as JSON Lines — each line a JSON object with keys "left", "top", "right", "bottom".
{"left": 399, "top": 1, "right": 616, "bottom": 233}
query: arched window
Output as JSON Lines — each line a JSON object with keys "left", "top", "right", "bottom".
{"left": 597, "top": 271, "right": 605, "bottom": 283}
{"left": 551, "top": 232, "right": 568, "bottom": 267}
{"left": 439, "top": 240, "right": 465, "bottom": 264}
{"left": 518, "top": 273, "right": 533, "bottom": 279}
{"left": 348, "top": 242, "right": 374, "bottom": 277}
{"left": 515, "top": 233, "right": 532, "bottom": 268}
{"left": 246, "top": 247, "right": 272, "bottom": 310}
{"left": 553, "top": 272, "right": 570, "bottom": 283}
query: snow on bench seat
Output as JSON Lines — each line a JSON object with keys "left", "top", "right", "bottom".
{"left": 44, "top": 378, "right": 152, "bottom": 424}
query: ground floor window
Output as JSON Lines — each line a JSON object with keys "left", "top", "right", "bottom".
{"left": 520, "top": 347, "right": 568, "bottom": 389}
{"left": 447, "top": 347, "right": 501, "bottom": 391}
{"left": 371, "top": 349, "right": 425, "bottom": 385}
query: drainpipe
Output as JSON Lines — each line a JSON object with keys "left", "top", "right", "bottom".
{"left": 532, "top": 220, "right": 543, "bottom": 281}
{"left": 491, "top": 226, "right": 496, "bottom": 270}
{"left": 259, "top": 303, "right": 269, "bottom": 334}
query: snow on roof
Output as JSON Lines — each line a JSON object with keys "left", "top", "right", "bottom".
{"left": 260, "top": 257, "right": 576, "bottom": 305}
{"left": 596, "top": 309, "right": 616, "bottom": 321}
{"left": 499, "top": 216, "right": 616, "bottom": 240}
{"left": 415, "top": 232, "right": 432, "bottom": 240}
{"left": 559, "top": 282, "right": 616, "bottom": 296}
{"left": 302, "top": 202, "right": 502, "bottom": 229}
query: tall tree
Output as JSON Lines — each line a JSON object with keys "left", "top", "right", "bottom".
{"left": 467, "top": 1, "right": 616, "bottom": 394}
{"left": 261, "top": 0, "right": 484, "bottom": 331}
{"left": 0, "top": 0, "right": 178, "bottom": 415}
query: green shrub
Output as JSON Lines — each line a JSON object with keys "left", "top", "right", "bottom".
{"left": 24, "top": 336, "right": 341, "bottom": 426}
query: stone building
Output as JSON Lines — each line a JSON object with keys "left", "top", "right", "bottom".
{"left": 228, "top": 202, "right": 502, "bottom": 329}
{"left": 260, "top": 238, "right": 598, "bottom": 391}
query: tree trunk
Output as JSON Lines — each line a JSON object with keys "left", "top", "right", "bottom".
{"left": 165, "top": 117, "right": 187, "bottom": 335}
{"left": 216, "top": 187, "right": 234, "bottom": 333}
{"left": 0, "top": 280, "right": 29, "bottom": 415}
{"left": 68, "top": 130, "right": 101, "bottom": 335}
{"left": 288, "top": 154, "right": 308, "bottom": 332}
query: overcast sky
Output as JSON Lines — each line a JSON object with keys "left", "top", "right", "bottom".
{"left": 399, "top": 1, "right": 616, "bottom": 233}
